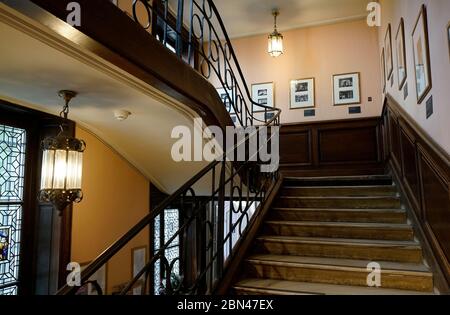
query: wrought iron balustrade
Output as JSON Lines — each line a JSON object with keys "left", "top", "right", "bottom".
{"left": 131, "top": 0, "right": 281, "bottom": 127}
{"left": 56, "top": 0, "right": 282, "bottom": 295}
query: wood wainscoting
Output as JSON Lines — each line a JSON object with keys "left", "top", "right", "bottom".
{"left": 280, "top": 118, "right": 384, "bottom": 177}
{"left": 382, "top": 94, "right": 450, "bottom": 289}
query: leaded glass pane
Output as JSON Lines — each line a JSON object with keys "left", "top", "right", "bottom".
{"left": 154, "top": 209, "right": 180, "bottom": 295}
{"left": 0, "top": 125, "right": 26, "bottom": 202}
{"left": 0, "top": 285, "right": 17, "bottom": 295}
{"left": 154, "top": 215, "right": 160, "bottom": 251}
{"left": 0, "top": 204, "right": 23, "bottom": 289}
{"left": 0, "top": 124, "right": 26, "bottom": 296}
{"left": 164, "top": 209, "right": 179, "bottom": 247}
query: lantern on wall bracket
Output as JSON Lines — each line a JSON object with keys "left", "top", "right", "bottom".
{"left": 39, "top": 90, "right": 86, "bottom": 213}
{"left": 268, "top": 9, "right": 284, "bottom": 57}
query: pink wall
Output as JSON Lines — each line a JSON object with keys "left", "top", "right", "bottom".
{"left": 229, "top": 19, "right": 382, "bottom": 124}
{"left": 379, "top": 0, "right": 450, "bottom": 154}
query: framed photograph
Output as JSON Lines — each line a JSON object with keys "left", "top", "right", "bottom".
{"left": 132, "top": 246, "right": 147, "bottom": 295}
{"left": 396, "top": 18, "right": 407, "bottom": 90}
{"left": 333, "top": 73, "right": 361, "bottom": 106}
{"left": 251, "top": 82, "right": 274, "bottom": 112}
{"left": 216, "top": 87, "right": 235, "bottom": 114}
{"left": 381, "top": 48, "right": 386, "bottom": 93}
{"left": 77, "top": 262, "right": 107, "bottom": 295}
{"left": 447, "top": 22, "right": 450, "bottom": 61}
{"left": 290, "top": 78, "right": 315, "bottom": 109}
{"left": 412, "top": 5, "right": 432, "bottom": 104}
{"left": 385, "top": 24, "right": 394, "bottom": 80}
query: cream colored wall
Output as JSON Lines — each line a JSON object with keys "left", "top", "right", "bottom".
{"left": 72, "top": 127, "right": 150, "bottom": 294}
{"left": 228, "top": 19, "right": 382, "bottom": 124}
{"left": 379, "top": 0, "right": 450, "bottom": 154}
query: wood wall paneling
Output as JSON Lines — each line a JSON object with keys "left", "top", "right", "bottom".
{"left": 383, "top": 95, "right": 450, "bottom": 287}
{"left": 280, "top": 118, "right": 384, "bottom": 177}
{"left": 318, "top": 127, "right": 378, "bottom": 164}
{"left": 279, "top": 130, "right": 312, "bottom": 166}
{"left": 399, "top": 123, "right": 421, "bottom": 215}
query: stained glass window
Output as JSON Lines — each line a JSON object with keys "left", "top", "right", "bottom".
{"left": 154, "top": 209, "right": 180, "bottom": 295}
{"left": 0, "top": 124, "right": 26, "bottom": 295}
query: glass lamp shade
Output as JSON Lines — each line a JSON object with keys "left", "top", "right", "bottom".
{"left": 39, "top": 135, "right": 86, "bottom": 211}
{"left": 268, "top": 31, "right": 284, "bottom": 57}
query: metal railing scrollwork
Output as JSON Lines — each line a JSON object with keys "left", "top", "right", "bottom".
{"left": 57, "top": 0, "right": 281, "bottom": 296}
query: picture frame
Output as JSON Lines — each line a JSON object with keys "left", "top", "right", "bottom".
{"left": 77, "top": 262, "right": 107, "bottom": 295}
{"left": 381, "top": 48, "right": 386, "bottom": 93}
{"left": 216, "top": 87, "right": 235, "bottom": 114}
{"left": 396, "top": 18, "right": 408, "bottom": 90}
{"left": 290, "top": 78, "right": 315, "bottom": 109}
{"left": 132, "top": 246, "right": 148, "bottom": 295}
{"left": 385, "top": 24, "right": 394, "bottom": 80}
{"left": 251, "top": 82, "right": 274, "bottom": 112}
{"left": 333, "top": 73, "right": 361, "bottom": 106}
{"left": 447, "top": 22, "right": 450, "bottom": 62}
{"left": 412, "top": 5, "right": 432, "bottom": 104}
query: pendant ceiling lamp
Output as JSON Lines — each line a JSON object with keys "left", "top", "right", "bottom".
{"left": 39, "top": 90, "right": 86, "bottom": 212}
{"left": 268, "top": 9, "right": 284, "bottom": 57}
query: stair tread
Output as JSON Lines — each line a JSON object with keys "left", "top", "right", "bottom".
{"left": 285, "top": 175, "right": 392, "bottom": 181}
{"left": 283, "top": 185, "right": 396, "bottom": 189}
{"left": 256, "top": 235, "right": 421, "bottom": 247}
{"left": 272, "top": 207, "right": 406, "bottom": 213}
{"left": 234, "top": 278, "right": 434, "bottom": 295}
{"left": 265, "top": 221, "right": 412, "bottom": 229}
{"left": 278, "top": 196, "right": 400, "bottom": 200}
{"left": 246, "top": 254, "right": 431, "bottom": 274}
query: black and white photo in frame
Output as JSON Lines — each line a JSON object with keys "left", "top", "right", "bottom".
{"left": 290, "top": 78, "right": 315, "bottom": 109}
{"left": 396, "top": 18, "right": 407, "bottom": 90}
{"left": 412, "top": 5, "right": 432, "bottom": 104}
{"left": 216, "top": 87, "right": 235, "bottom": 114}
{"left": 333, "top": 73, "right": 361, "bottom": 106}
{"left": 385, "top": 24, "right": 394, "bottom": 80}
{"left": 251, "top": 82, "right": 274, "bottom": 112}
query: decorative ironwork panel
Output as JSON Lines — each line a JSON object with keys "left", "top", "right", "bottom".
{"left": 154, "top": 209, "right": 180, "bottom": 295}
{"left": 0, "top": 125, "right": 26, "bottom": 202}
{"left": 0, "top": 124, "right": 26, "bottom": 296}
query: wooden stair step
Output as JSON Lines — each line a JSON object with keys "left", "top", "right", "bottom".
{"left": 270, "top": 208, "right": 407, "bottom": 223}
{"left": 283, "top": 175, "right": 393, "bottom": 187}
{"left": 275, "top": 196, "right": 401, "bottom": 209}
{"left": 244, "top": 255, "right": 433, "bottom": 292}
{"left": 281, "top": 186, "right": 397, "bottom": 197}
{"left": 233, "top": 278, "right": 434, "bottom": 295}
{"left": 263, "top": 221, "right": 414, "bottom": 241}
{"left": 254, "top": 236, "right": 423, "bottom": 263}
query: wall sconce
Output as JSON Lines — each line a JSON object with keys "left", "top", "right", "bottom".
{"left": 268, "top": 9, "right": 284, "bottom": 57}
{"left": 39, "top": 90, "right": 86, "bottom": 212}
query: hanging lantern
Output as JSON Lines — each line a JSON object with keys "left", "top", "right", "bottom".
{"left": 39, "top": 90, "right": 86, "bottom": 212}
{"left": 268, "top": 10, "right": 284, "bottom": 57}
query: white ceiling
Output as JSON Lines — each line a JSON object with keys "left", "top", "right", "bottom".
{"left": 0, "top": 8, "right": 213, "bottom": 194}
{"left": 171, "top": 0, "right": 368, "bottom": 38}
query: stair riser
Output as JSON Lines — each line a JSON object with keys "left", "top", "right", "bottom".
{"left": 233, "top": 288, "right": 310, "bottom": 295}
{"left": 263, "top": 224, "right": 414, "bottom": 241}
{"left": 281, "top": 187, "right": 397, "bottom": 197}
{"left": 275, "top": 198, "right": 401, "bottom": 209}
{"left": 254, "top": 240, "right": 423, "bottom": 263}
{"left": 244, "top": 263, "right": 433, "bottom": 292}
{"left": 270, "top": 210, "right": 406, "bottom": 224}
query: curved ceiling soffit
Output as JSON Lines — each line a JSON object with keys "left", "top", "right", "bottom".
{"left": 0, "top": 4, "right": 216, "bottom": 193}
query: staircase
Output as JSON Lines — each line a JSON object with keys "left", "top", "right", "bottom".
{"left": 232, "top": 175, "right": 435, "bottom": 295}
